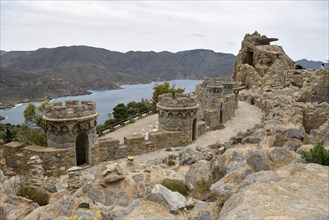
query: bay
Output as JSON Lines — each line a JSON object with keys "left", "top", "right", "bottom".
{"left": 0, "top": 80, "right": 202, "bottom": 125}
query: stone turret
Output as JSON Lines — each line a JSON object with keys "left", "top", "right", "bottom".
{"left": 157, "top": 93, "right": 199, "bottom": 140}
{"left": 43, "top": 100, "right": 99, "bottom": 166}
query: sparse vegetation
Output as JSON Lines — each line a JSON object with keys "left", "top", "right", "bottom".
{"left": 301, "top": 142, "right": 329, "bottom": 166}
{"left": 16, "top": 125, "right": 47, "bottom": 147}
{"left": 189, "top": 180, "right": 217, "bottom": 202}
{"left": 215, "top": 196, "right": 227, "bottom": 211}
{"left": 17, "top": 185, "right": 50, "bottom": 206}
{"left": 3, "top": 176, "right": 49, "bottom": 206}
{"left": 161, "top": 178, "right": 190, "bottom": 196}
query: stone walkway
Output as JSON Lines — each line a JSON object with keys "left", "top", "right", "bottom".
{"left": 103, "top": 114, "right": 158, "bottom": 144}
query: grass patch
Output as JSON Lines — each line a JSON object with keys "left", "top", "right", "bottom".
{"left": 17, "top": 185, "right": 49, "bottom": 206}
{"left": 301, "top": 142, "right": 329, "bottom": 166}
{"left": 161, "top": 178, "right": 190, "bottom": 196}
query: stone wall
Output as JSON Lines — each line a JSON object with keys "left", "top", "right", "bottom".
{"left": 194, "top": 77, "right": 239, "bottom": 131}
{"left": 1, "top": 142, "right": 75, "bottom": 177}
{"left": 93, "top": 131, "right": 191, "bottom": 163}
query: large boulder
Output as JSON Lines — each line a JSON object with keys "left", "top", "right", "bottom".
{"left": 185, "top": 160, "right": 214, "bottom": 188}
{"left": 218, "top": 163, "right": 329, "bottom": 219}
{"left": 210, "top": 147, "right": 298, "bottom": 198}
{"left": 146, "top": 184, "right": 187, "bottom": 213}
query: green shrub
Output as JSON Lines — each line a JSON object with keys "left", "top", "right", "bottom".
{"left": 16, "top": 125, "right": 47, "bottom": 147}
{"left": 301, "top": 142, "right": 329, "bottom": 166}
{"left": 17, "top": 185, "right": 49, "bottom": 206}
{"left": 161, "top": 178, "right": 190, "bottom": 196}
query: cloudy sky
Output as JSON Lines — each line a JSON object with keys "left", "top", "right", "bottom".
{"left": 1, "top": 1, "right": 328, "bottom": 61}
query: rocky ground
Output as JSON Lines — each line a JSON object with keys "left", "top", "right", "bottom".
{"left": 0, "top": 32, "right": 328, "bottom": 219}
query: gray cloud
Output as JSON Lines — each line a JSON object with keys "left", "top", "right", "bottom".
{"left": 0, "top": 1, "right": 328, "bottom": 61}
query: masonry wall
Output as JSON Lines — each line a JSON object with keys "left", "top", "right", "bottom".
{"left": 1, "top": 142, "right": 75, "bottom": 177}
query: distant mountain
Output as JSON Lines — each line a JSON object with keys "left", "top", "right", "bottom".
{"left": 0, "top": 46, "right": 236, "bottom": 107}
{"left": 0, "top": 50, "right": 6, "bottom": 55}
{"left": 295, "top": 59, "right": 328, "bottom": 70}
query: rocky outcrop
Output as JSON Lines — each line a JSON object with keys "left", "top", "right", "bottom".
{"left": 234, "top": 31, "right": 294, "bottom": 88}
{"left": 218, "top": 163, "right": 329, "bottom": 219}
{"left": 210, "top": 147, "right": 298, "bottom": 198}
{"left": 146, "top": 184, "right": 187, "bottom": 213}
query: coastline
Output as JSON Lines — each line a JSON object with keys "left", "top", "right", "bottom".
{"left": 0, "top": 78, "right": 201, "bottom": 110}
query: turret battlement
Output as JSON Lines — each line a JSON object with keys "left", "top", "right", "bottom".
{"left": 157, "top": 93, "right": 197, "bottom": 108}
{"left": 44, "top": 100, "right": 97, "bottom": 119}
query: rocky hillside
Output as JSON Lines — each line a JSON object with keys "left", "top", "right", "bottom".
{"left": 0, "top": 46, "right": 235, "bottom": 108}
{"left": 0, "top": 32, "right": 328, "bottom": 219}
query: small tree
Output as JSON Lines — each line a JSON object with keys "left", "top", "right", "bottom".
{"left": 4, "top": 128, "right": 14, "bottom": 143}
{"left": 23, "top": 101, "right": 48, "bottom": 129}
{"left": 152, "top": 82, "right": 185, "bottom": 107}
{"left": 21, "top": 101, "right": 48, "bottom": 147}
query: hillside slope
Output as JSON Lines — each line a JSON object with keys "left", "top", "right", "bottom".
{"left": 0, "top": 46, "right": 236, "bottom": 107}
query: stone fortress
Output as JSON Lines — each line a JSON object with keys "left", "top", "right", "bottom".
{"left": 1, "top": 31, "right": 329, "bottom": 219}
{"left": 1, "top": 76, "right": 239, "bottom": 176}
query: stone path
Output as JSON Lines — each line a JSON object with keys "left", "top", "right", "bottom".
{"left": 103, "top": 114, "right": 158, "bottom": 144}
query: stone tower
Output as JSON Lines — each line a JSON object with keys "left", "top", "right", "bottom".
{"left": 43, "top": 100, "right": 99, "bottom": 166}
{"left": 157, "top": 93, "right": 199, "bottom": 141}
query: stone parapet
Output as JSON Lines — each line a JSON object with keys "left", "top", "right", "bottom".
{"left": 157, "top": 93, "right": 197, "bottom": 109}
{"left": 44, "top": 100, "right": 96, "bottom": 119}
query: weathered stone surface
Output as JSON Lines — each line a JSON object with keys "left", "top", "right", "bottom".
{"left": 121, "top": 200, "right": 183, "bottom": 219}
{"left": 211, "top": 147, "right": 298, "bottom": 198}
{"left": 60, "top": 195, "right": 75, "bottom": 216}
{"left": 146, "top": 184, "right": 187, "bottom": 213}
{"left": 234, "top": 31, "right": 294, "bottom": 88}
{"left": 185, "top": 160, "right": 213, "bottom": 188}
{"left": 101, "top": 162, "right": 126, "bottom": 185}
{"left": 67, "top": 166, "right": 84, "bottom": 190}
{"left": 219, "top": 163, "right": 329, "bottom": 219}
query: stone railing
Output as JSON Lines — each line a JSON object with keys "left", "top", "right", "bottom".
{"left": 44, "top": 100, "right": 96, "bottom": 119}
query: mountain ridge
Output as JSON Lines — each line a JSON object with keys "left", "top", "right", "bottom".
{"left": 0, "top": 46, "right": 236, "bottom": 108}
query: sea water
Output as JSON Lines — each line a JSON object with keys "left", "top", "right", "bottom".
{"left": 0, "top": 80, "right": 202, "bottom": 125}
